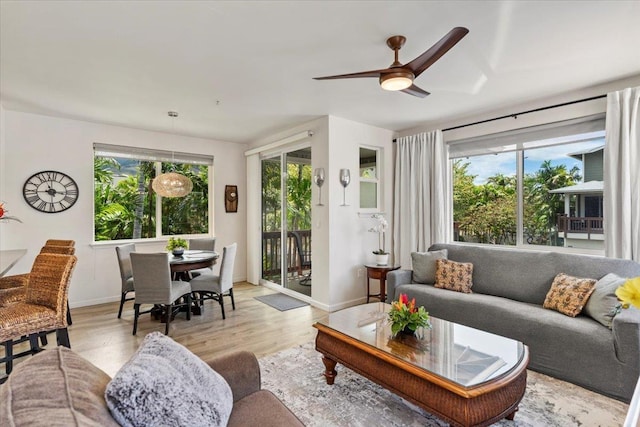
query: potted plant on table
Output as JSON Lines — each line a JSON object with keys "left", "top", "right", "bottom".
{"left": 369, "top": 213, "right": 389, "bottom": 265}
{"left": 166, "top": 237, "right": 188, "bottom": 257}
{"left": 388, "top": 293, "right": 431, "bottom": 338}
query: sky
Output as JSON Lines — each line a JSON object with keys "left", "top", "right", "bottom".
{"left": 463, "top": 139, "right": 605, "bottom": 184}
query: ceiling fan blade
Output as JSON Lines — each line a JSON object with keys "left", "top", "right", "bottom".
{"left": 313, "top": 68, "right": 394, "bottom": 80}
{"left": 406, "top": 27, "right": 469, "bottom": 77}
{"left": 401, "top": 84, "right": 430, "bottom": 98}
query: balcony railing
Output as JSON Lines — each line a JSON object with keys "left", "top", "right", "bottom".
{"left": 556, "top": 215, "right": 603, "bottom": 239}
{"left": 262, "top": 230, "right": 311, "bottom": 278}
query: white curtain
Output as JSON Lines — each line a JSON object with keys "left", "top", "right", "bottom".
{"left": 604, "top": 86, "right": 640, "bottom": 261}
{"left": 393, "top": 130, "right": 450, "bottom": 269}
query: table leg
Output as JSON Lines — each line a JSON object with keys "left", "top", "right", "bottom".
{"left": 322, "top": 356, "right": 337, "bottom": 385}
{"left": 506, "top": 407, "right": 518, "bottom": 420}
{"left": 380, "top": 276, "right": 386, "bottom": 303}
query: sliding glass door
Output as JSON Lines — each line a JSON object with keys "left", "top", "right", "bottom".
{"left": 261, "top": 147, "right": 312, "bottom": 296}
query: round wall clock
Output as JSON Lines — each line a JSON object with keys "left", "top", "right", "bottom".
{"left": 23, "top": 170, "right": 79, "bottom": 213}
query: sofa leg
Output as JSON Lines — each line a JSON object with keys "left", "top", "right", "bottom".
{"left": 3, "top": 341, "right": 13, "bottom": 375}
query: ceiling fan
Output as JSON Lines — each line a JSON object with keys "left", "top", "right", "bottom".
{"left": 313, "top": 27, "right": 469, "bottom": 98}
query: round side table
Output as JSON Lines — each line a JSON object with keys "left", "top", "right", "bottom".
{"left": 365, "top": 264, "right": 400, "bottom": 303}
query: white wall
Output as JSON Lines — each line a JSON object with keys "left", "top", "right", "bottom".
{"left": 326, "top": 116, "right": 395, "bottom": 310}
{"left": 0, "top": 110, "right": 247, "bottom": 308}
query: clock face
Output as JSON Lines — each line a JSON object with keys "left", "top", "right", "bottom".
{"left": 23, "top": 170, "right": 79, "bottom": 213}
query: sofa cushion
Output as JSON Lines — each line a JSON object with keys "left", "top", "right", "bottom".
{"left": 584, "top": 273, "right": 626, "bottom": 328}
{"left": 434, "top": 259, "right": 473, "bottom": 293}
{"left": 0, "top": 346, "right": 119, "bottom": 427}
{"left": 543, "top": 273, "right": 597, "bottom": 317}
{"left": 411, "top": 249, "right": 447, "bottom": 284}
{"left": 105, "top": 331, "right": 232, "bottom": 427}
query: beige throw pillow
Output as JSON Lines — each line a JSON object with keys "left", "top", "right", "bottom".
{"left": 411, "top": 249, "right": 448, "bottom": 284}
{"left": 584, "top": 273, "right": 627, "bottom": 328}
{"left": 434, "top": 258, "right": 473, "bottom": 293}
{"left": 543, "top": 273, "right": 597, "bottom": 317}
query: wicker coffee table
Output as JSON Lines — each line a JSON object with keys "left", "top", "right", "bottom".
{"left": 313, "top": 303, "right": 529, "bottom": 427}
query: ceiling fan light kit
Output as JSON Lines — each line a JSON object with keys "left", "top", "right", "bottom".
{"left": 380, "top": 71, "right": 414, "bottom": 91}
{"left": 314, "top": 27, "right": 469, "bottom": 98}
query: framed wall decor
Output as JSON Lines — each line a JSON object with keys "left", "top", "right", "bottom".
{"left": 225, "top": 185, "right": 238, "bottom": 213}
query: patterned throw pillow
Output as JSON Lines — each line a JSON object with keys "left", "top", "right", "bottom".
{"left": 434, "top": 259, "right": 473, "bottom": 293}
{"left": 543, "top": 273, "right": 597, "bottom": 317}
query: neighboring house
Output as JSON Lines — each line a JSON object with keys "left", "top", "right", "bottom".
{"left": 549, "top": 146, "right": 604, "bottom": 250}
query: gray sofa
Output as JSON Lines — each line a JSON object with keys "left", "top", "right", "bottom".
{"left": 387, "top": 243, "right": 640, "bottom": 402}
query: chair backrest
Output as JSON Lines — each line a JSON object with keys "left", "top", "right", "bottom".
{"left": 291, "top": 231, "right": 311, "bottom": 267}
{"left": 40, "top": 245, "right": 76, "bottom": 255}
{"left": 45, "top": 239, "right": 75, "bottom": 247}
{"left": 218, "top": 243, "right": 237, "bottom": 292}
{"left": 130, "top": 252, "right": 173, "bottom": 305}
{"left": 25, "top": 254, "right": 77, "bottom": 323}
{"left": 189, "top": 238, "right": 216, "bottom": 252}
{"left": 115, "top": 244, "right": 136, "bottom": 291}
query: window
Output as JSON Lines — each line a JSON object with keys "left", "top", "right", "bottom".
{"left": 93, "top": 144, "right": 213, "bottom": 241}
{"left": 359, "top": 147, "right": 380, "bottom": 210}
{"left": 450, "top": 114, "right": 605, "bottom": 250}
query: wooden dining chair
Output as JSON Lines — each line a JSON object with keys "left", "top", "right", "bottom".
{"left": 130, "top": 253, "right": 192, "bottom": 335}
{"left": 189, "top": 243, "right": 237, "bottom": 319}
{"left": 0, "top": 253, "right": 77, "bottom": 375}
{"left": 187, "top": 238, "right": 216, "bottom": 278}
{"left": 115, "top": 244, "right": 136, "bottom": 319}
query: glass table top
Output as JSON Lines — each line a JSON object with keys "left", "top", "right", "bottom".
{"left": 317, "top": 302, "right": 525, "bottom": 388}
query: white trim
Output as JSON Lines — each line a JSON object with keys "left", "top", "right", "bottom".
{"left": 244, "top": 130, "right": 313, "bottom": 156}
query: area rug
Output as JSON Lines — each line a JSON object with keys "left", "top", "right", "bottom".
{"left": 259, "top": 342, "right": 628, "bottom": 426}
{"left": 254, "top": 293, "right": 309, "bottom": 311}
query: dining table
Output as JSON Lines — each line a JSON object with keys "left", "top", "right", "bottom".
{"left": 169, "top": 249, "right": 219, "bottom": 280}
{"left": 0, "top": 249, "right": 28, "bottom": 277}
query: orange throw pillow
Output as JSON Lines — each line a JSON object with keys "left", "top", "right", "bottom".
{"left": 434, "top": 259, "right": 473, "bottom": 293}
{"left": 543, "top": 273, "right": 597, "bottom": 317}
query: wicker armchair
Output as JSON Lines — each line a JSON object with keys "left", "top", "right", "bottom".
{"left": 0, "top": 253, "right": 77, "bottom": 375}
{"left": 44, "top": 239, "right": 75, "bottom": 247}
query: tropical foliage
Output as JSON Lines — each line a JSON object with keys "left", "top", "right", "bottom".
{"left": 453, "top": 159, "right": 581, "bottom": 246}
{"left": 94, "top": 156, "right": 208, "bottom": 241}
{"left": 261, "top": 159, "right": 312, "bottom": 233}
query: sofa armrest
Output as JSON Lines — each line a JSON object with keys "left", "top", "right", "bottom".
{"left": 386, "top": 269, "right": 413, "bottom": 303}
{"left": 613, "top": 307, "right": 640, "bottom": 365}
{"left": 207, "top": 351, "right": 261, "bottom": 402}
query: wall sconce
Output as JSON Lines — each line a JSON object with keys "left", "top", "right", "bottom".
{"left": 313, "top": 168, "right": 325, "bottom": 206}
{"left": 339, "top": 168, "right": 350, "bottom": 206}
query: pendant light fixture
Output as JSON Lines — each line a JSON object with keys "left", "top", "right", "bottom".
{"left": 151, "top": 111, "right": 194, "bottom": 198}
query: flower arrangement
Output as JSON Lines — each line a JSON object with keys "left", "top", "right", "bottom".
{"left": 368, "top": 213, "right": 388, "bottom": 255}
{"left": 0, "top": 201, "right": 22, "bottom": 223}
{"left": 615, "top": 277, "right": 640, "bottom": 309}
{"left": 388, "top": 293, "right": 430, "bottom": 337}
{"left": 166, "top": 237, "right": 188, "bottom": 252}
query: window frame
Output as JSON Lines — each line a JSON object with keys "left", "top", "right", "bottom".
{"left": 448, "top": 115, "right": 606, "bottom": 255}
{"left": 92, "top": 144, "right": 214, "bottom": 244}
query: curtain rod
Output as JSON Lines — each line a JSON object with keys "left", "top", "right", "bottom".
{"left": 392, "top": 94, "right": 606, "bottom": 142}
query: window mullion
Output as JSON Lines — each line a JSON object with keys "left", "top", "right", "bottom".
{"left": 516, "top": 151, "right": 524, "bottom": 246}
{"left": 155, "top": 162, "right": 162, "bottom": 238}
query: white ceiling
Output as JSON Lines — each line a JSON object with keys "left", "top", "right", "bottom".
{"left": 2, "top": 1, "right": 640, "bottom": 144}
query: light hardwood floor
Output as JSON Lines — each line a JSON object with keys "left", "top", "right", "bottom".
{"left": 6, "top": 282, "right": 329, "bottom": 377}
